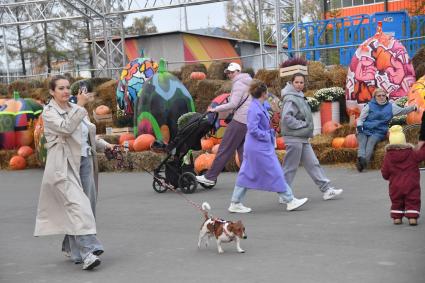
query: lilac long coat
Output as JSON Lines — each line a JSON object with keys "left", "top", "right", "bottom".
{"left": 236, "top": 99, "right": 288, "bottom": 192}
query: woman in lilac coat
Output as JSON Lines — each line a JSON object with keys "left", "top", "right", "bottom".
{"left": 228, "top": 80, "right": 308, "bottom": 213}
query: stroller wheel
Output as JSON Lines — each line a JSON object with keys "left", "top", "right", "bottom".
{"left": 178, "top": 172, "right": 198, "bottom": 194}
{"left": 152, "top": 177, "right": 168, "bottom": 193}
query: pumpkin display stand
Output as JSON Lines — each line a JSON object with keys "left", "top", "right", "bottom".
{"left": 0, "top": 150, "right": 41, "bottom": 169}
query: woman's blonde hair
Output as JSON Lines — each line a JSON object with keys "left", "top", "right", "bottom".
{"left": 249, "top": 79, "right": 267, "bottom": 98}
{"left": 373, "top": 88, "right": 386, "bottom": 97}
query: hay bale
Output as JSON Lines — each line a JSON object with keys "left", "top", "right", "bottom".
{"left": 327, "top": 65, "right": 348, "bottom": 88}
{"left": 29, "top": 88, "right": 49, "bottom": 103}
{"left": 307, "top": 61, "right": 331, "bottom": 90}
{"left": 310, "top": 134, "right": 333, "bottom": 153}
{"left": 193, "top": 80, "right": 227, "bottom": 112}
{"left": 369, "top": 146, "right": 386, "bottom": 170}
{"left": 98, "top": 150, "right": 168, "bottom": 172}
{"left": 180, "top": 63, "right": 207, "bottom": 81}
{"left": 317, "top": 148, "right": 357, "bottom": 164}
{"left": 7, "top": 79, "right": 43, "bottom": 97}
{"left": 254, "top": 69, "right": 285, "bottom": 97}
{"left": 0, "top": 150, "right": 40, "bottom": 169}
{"left": 207, "top": 62, "right": 228, "bottom": 80}
{"left": 404, "top": 124, "right": 420, "bottom": 144}
{"left": 98, "top": 134, "right": 120, "bottom": 145}
{"left": 332, "top": 124, "right": 356, "bottom": 137}
{"left": 95, "top": 80, "right": 119, "bottom": 125}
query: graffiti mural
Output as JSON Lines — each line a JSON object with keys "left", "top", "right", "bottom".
{"left": 345, "top": 24, "right": 416, "bottom": 104}
{"left": 116, "top": 57, "right": 158, "bottom": 116}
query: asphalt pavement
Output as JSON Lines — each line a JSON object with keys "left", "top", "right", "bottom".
{"left": 1, "top": 166, "right": 424, "bottom": 283}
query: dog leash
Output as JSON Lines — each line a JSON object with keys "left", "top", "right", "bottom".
{"left": 141, "top": 167, "right": 205, "bottom": 213}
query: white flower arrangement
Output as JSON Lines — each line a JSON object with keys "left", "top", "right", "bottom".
{"left": 313, "top": 87, "right": 345, "bottom": 102}
{"left": 306, "top": 97, "right": 320, "bottom": 112}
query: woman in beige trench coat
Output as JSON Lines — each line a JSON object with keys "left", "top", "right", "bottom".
{"left": 34, "top": 75, "right": 111, "bottom": 270}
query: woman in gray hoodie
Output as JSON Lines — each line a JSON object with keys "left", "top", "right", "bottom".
{"left": 280, "top": 73, "right": 343, "bottom": 202}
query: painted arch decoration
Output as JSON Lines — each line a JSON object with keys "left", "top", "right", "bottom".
{"left": 345, "top": 23, "right": 416, "bottom": 104}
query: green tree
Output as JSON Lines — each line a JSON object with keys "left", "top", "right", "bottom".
{"left": 126, "top": 16, "right": 158, "bottom": 35}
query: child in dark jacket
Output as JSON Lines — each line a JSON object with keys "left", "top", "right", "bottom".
{"left": 381, "top": 125, "right": 425, "bottom": 226}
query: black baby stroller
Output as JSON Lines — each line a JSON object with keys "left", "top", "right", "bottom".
{"left": 151, "top": 112, "right": 218, "bottom": 194}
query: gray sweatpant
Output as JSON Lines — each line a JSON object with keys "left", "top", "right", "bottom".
{"left": 282, "top": 142, "right": 331, "bottom": 192}
{"left": 62, "top": 156, "right": 103, "bottom": 263}
{"left": 205, "top": 120, "right": 247, "bottom": 181}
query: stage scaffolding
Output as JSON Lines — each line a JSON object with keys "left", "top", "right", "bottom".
{"left": 0, "top": 0, "right": 300, "bottom": 81}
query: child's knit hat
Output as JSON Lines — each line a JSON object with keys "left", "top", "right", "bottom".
{"left": 389, "top": 125, "right": 406, "bottom": 145}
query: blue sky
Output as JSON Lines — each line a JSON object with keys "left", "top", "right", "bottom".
{"left": 124, "top": 2, "right": 227, "bottom": 32}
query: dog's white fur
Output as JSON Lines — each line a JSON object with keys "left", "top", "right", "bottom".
{"left": 198, "top": 202, "right": 246, "bottom": 254}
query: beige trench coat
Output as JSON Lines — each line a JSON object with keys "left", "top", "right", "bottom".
{"left": 34, "top": 99, "right": 108, "bottom": 236}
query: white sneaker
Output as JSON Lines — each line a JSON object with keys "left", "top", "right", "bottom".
{"left": 286, "top": 197, "right": 308, "bottom": 211}
{"left": 228, "top": 202, "right": 252, "bottom": 213}
{"left": 82, "top": 253, "right": 101, "bottom": 270}
{"left": 323, "top": 187, "right": 343, "bottom": 200}
{"left": 196, "top": 175, "right": 215, "bottom": 186}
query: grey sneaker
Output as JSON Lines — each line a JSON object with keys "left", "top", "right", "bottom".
{"left": 323, "top": 187, "right": 343, "bottom": 200}
{"left": 82, "top": 253, "right": 101, "bottom": 270}
{"left": 228, "top": 202, "right": 252, "bottom": 213}
{"left": 196, "top": 175, "right": 215, "bottom": 186}
{"left": 286, "top": 198, "right": 308, "bottom": 211}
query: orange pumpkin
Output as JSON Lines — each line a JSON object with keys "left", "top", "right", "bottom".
{"left": 95, "top": 105, "right": 111, "bottom": 115}
{"left": 160, "top": 125, "right": 170, "bottom": 144}
{"left": 133, "top": 134, "right": 155, "bottom": 151}
{"left": 201, "top": 138, "right": 214, "bottom": 151}
{"left": 120, "top": 139, "right": 135, "bottom": 151}
{"left": 331, "top": 137, "right": 345, "bottom": 149}
{"left": 276, "top": 136, "right": 286, "bottom": 150}
{"left": 9, "top": 155, "right": 26, "bottom": 170}
{"left": 119, "top": 133, "right": 135, "bottom": 144}
{"left": 17, "top": 145, "right": 34, "bottom": 158}
{"left": 211, "top": 144, "right": 220, "bottom": 154}
{"left": 190, "top": 72, "right": 206, "bottom": 80}
{"left": 322, "top": 121, "right": 342, "bottom": 135}
{"left": 406, "top": 75, "right": 425, "bottom": 124}
{"left": 343, "top": 134, "right": 358, "bottom": 148}
{"left": 194, "top": 153, "right": 216, "bottom": 173}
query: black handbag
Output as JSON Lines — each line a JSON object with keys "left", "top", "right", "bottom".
{"left": 224, "top": 94, "right": 249, "bottom": 124}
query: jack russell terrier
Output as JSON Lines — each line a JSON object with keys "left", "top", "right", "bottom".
{"left": 198, "top": 202, "right": 247, "bottom": 254}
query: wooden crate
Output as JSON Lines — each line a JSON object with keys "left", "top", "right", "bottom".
{"left": 279, "top": 64, "right": 308, "bottom": 78}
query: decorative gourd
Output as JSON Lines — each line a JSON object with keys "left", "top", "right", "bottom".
{"left": 9, "top": 155, "right": 26, "bottom": 170}
{"left": 133, "top": 134, "right": 155, "bottom": 151}
{"left": 95, "top": 105, "right": 111, "bottom": 115}
{"left": 211, "top": 144, "right": 220, "bottom": 154}
{"left": 331, "top": 137, "right": 346, "bottom": 149}
{"left": 17, "top": 145, "right": 34, "bottom": 158}
{"left": 194, "top": 153, "right": 216, "bottom": 173}
{"left": 343, "top": 134, "right": 358, "bottom": 148}
{"left": 119, "top": 133, "right": 135, "bottom": 144}
{"left": 201, "top": 138, "right": 214, "bottom": 151}
{"left": 190, "top": 72, "right": 206, "bottom": 80}
{"left": 322, "top": 121, "right": 342, "bottom": 135}
{"left": 276, "top": 137, "right": 286, "bottom": 150}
